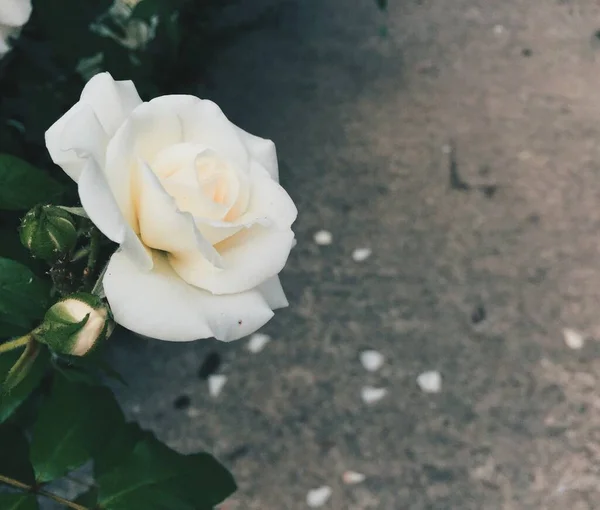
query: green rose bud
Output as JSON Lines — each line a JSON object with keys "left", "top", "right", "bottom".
{"left": 35, "top": 293, "right": 113, "bottom": 356}
{"left": 20, "top": 205, "right": 78, "bottom": 263}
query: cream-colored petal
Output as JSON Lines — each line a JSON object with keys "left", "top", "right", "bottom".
{"left": 45, "top": 73, "right": 142, "bottom": 182}
{"left": 145, "top": 95, "right": 249, "bottom": 172}
{"left": 45, "top": 103, "right": 108, "bottom": 181}
{"left": 103, "top": 251, "right": 275, "bottom": 342}
{"left": 104, "top": 101, "right": 183, "bottom": 231}
{"left": 78, "top": 158, "right": 152, "bottom": 271}
{"left": 0, "top": 0, "right": 31, "bottom": 27}
{"left": 169, "top": 224, "right": 295, "bottom": 295}
{"left": 193, "top": 217, "right": 265, "bottom": 246}
{"left": 192, "top": 162, "right": 293, "bottom": 245}
{"left": 257, "top": 276, "right": 289, "bottom": 309}
{"left": 134, "top": 160, "right": 222, "bottom": 268}
{"left": 239, "top": 162, "right": 297, "bottom": 229}
{"left": 235, "top": 126, "right": 279, "bottom": 181}
{"left": 169, "top": 162, "right": 296, "bottom": 293}
{"left": 79, "top": 72, "right": 142, "bottom": 137}
{"left": 157, "top": 149, "right": 231, "bottom": 220}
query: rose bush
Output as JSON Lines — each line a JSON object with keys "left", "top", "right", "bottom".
{"left": 46, "top": 72, "right": 297, "bottom": 342}
{"left": 0, "top": 0, "right": 31, "bottom": 56}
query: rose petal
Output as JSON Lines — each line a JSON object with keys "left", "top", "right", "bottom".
{"left": 103, "top": 251, "right": 275, "bottom": 342}
{"left": 133, "top": 160, "right": 223, "bottom": 268}
{"left": 45, "top": 103, "right": 107, "bottom": 181}
{"left": 235, "top": 126, "right": 279, "bottom": 181}
{"left": 240, "top": 162, "right": 297, "bottom": 229}
{"left": 78, "top": 158, "right": 152, "bottom": 271}
{"left": 256, "top": 276, "right": 289, "bottom": 309}
{"left": 57, "top": 103, "right": 109, "bottom": 166}
{"left": 146, "top": 96, "right": 249, "bottom": 172}
{"left": 79, "top": 72, "right": 143, "bottom": 136}
{"left": 158, "top": 148, "right": 233, "bottom": 220}
{"left": 46, "top": 72, "right": 142, "bottom": 182}
{"left": 191, "top": 164, "right": 295, "bottom": 254}
{"left": 104, "top": 101, "right": 183, "bottom": 230}
{"left": 0, "top": 0, "right": 31, "bottom": 27}
{"left": 169, "top": 224, "right": 294, "bottom": 295}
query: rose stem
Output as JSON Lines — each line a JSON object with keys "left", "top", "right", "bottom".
{"left": 0, "top": 474, "right": 90, "bottom": 510}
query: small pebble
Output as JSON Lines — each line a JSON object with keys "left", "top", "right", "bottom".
{"left": 361, "top": 386, "right": 388, "bottom": 404}
{"left": 342, "top": 471, "right": 366, "bottom": 485}
{"left": 359, "top": 350, "right": 384, "bottom": 372}
{"left": 441, "top": 144, "right": 451, "bottom": 154}
{"left": 306, "top": 486, "right": 332, "bottom": 507}
{"left": 247, "top": 333, "right": 271, "bottom": 353}
{"left": 352, "top": 247, "right": 372, "bottom": 262}
{"left": 417, "top": 370, "right": 442, "bottom": 393}
{"left": 563, "top": 328, "right": 584, "bottom": 350}
{"left": 493, "top": 24, "right": 505, "bottom": 35}
{"left": 314, "top": 230, "right": 333, "bottom": 246}
{"left": 208, "top": 375, "right": 228, "bottom": 398}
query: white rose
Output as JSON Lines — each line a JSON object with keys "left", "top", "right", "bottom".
{"left": 0, "top": 0, "right": 32, "bottom": 57}
{"left": 45, "top": 72, "right": 297, "bottom": 342}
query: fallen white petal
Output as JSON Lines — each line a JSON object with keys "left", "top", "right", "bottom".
{"left": 563, "top": 328, "right": 584, "bottom": 350}
{"left": 186, "top": 407, "right": 201, "bottom": 418}
{"left": 306, "top": 486, "right": 332, "bottom": 507}
{"left": 342, "top": 471, "right": 366, "bottom": 485}
{"left": 352, "top": 247, "right": 372, "bottom": 262}
{"left": 247, "top": 333, "right": 271, "bottom": 353}
{"left": 359, "top": 350, "right": 384, "bottom": 372}
{"left": 361, "top": 386, "right": 388, "bottom": 404}
{"left": 208, "top": 375, "right": 228, "bottom": 397}
{"left": 314, "top": 230, "right": 332, "bottom": 246}
{"left": 417, "top": 371, "right": 442, "bottom": 393}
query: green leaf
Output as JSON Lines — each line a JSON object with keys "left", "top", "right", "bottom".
{"left": 0, "top": 154, "right": 64, "bottom": 210}
{"left": 98, "top": 434, "right": 236, "bottom": 510}
{"left": 50, "top": 352, "right": 126, "bottom": 387}
{"left": 0, "top": 229, "right": 45, "bottom": 277}
{"left": 0, "top": 347, "right": 49, "bottom": 424}
{"left": 0, "top": 257, "right": 51, "bottom": 337}
{"left": 30, "top": 378, "right": 123, "bottom": 482}
{"left": 74, "top": 487, "right": 99, "bottom": 506}
{"left": 174, "top": 453, "right": 236, "bottom": 508}
{"left": 0, "top": 423, "right": 35, "bottom": 484}
{"left": 94, "top": 422, "right": 143, "bottom": 478}
{"left": 0, "top": 494, "right": 39, "bottom": 510}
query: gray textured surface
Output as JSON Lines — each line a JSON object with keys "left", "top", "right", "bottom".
{"left": 105, "top": 1, "right": 600, "bottom": 508}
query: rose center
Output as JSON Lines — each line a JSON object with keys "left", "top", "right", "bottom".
{"left": 150, "top": 142, "right": 238, "bottom": 220}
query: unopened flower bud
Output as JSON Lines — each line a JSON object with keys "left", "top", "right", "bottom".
{"left": 20, "top": 205, "right": 77, "bottom": 263}
{"left": 35, "top": 293, "right": 113, "bottom": 356}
